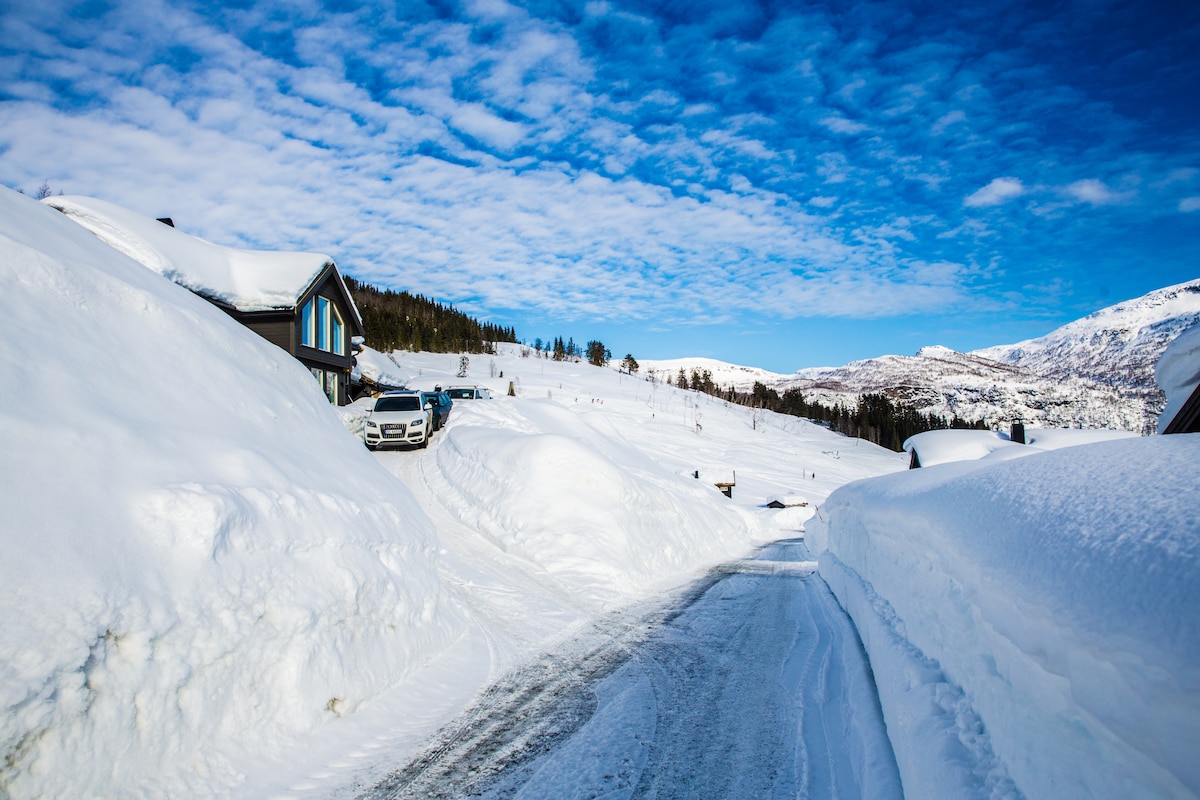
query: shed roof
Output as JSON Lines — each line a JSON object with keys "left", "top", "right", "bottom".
{"left": 903, "top": 427, "right": 1138, "bottom": 468}
{"left": 44, "top": 195, "right": 348, "bottom": 316}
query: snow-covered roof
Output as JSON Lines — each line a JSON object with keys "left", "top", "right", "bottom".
{"left": 352, "top": 344, "right": 410, "bottom": 389}
{"left": 1021, "top": 427, "right": 1138, "bottom": 449}
{"left": 902, "top": 429, "right": 1021, "bottom": 467}
{"left": 903, "top": 427, "right": 1138, "bottom": 468}
{"left": 766, "top": 494, "right": 809, "bottom": 507}
{"left": 44, "top": 195, "right": 335, "bottom": 313}
{"left": 1156, "top": 322, "right": 1200, "bottom": 433}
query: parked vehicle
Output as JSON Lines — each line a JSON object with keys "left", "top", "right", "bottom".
{"left": 420, "top": 390, "right": 453, "bottom": 431}
{"left": 447, "top": 385, "right": 492, "bottom": 400}
{"left": 363, "top": 391, "right": 432, "bottom": 449}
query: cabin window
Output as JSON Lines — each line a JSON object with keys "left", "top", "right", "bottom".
{"left": 301, "top": 299, "right": 315, "bottom": 347}
{"left": 332, "top": 306, "right": 345, "bottom": 355}
{"left": 302, "top": 295, "right": 346, "bottom": 356}
{"left": 309, "top": 367, "right": 340, "bottom": 404}
{"left": 318, "top": 297, "right": 331, "bottom": 351}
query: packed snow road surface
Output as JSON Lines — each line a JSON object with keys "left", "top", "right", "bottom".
{"left": 359, "top": 539, "right": 903, "bottom": 800}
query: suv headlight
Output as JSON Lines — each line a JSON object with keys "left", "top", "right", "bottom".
{"left": 366, "top": 420, "right": 378, "bottom": 428}
{"left": 411, "top": 417, "right": 425, "bottom": 426}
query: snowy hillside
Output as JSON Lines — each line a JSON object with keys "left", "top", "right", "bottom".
{"left": 975, "top": 279, "right": 1200, "bottom": 387}
{"left": 655, "top": 281, "right": 1200, "bottom": 434}
{"left": 639, "top": 356, "right": 792, "bottom": 391}
{"left": 783, "top": 344, "right": 1151, "bottom": 431}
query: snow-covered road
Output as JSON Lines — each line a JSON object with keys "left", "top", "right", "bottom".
{"left": 359, "top": 539, "right": 903, "bottom": 799}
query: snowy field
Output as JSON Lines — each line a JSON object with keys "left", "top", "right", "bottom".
{"left": 4, "top": 185, "right": 1197, "bottom": 799}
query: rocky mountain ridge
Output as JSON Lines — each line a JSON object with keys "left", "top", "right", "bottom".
{"left": 653, "top": 279, "right": 1200, "bottom": 434}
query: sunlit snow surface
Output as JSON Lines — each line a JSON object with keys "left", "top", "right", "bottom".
{"left": 1, "top": 187, "right": 908, "bottom": 799}
{"left": 809, "top": 435, "right": 1200, "bottom": 799}
{"left": 0, "top": 189, "right": 464, "bottom": 798}
{"left": 5, "top": 184, "right": 1196, "bottom": 799}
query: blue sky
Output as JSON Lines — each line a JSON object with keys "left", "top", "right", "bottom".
{"left": 2, "top": 0, "right": 1197, "bottom": 372}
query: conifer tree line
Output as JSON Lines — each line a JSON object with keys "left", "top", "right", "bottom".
{"left": 665, "top": 369, "right": 985, "bottom": 452}
{"left": 345, "top": 277, "right": 518, "bottom": 354}
{"left": 524, "top": 337, "right": 611, "bottom": 367}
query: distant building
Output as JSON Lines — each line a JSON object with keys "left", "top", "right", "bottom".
{"left": 1162, "top": 385, "right": 1200, "bottom": 434}
{"left": 45, "top": 196, "right": 364, "bottom": 404}
{"left": 766, "top": 495, "right": 809, "bottom": 509}
{"left": 903, "top": 424, "right": 1139, "bottom": 469}
{"left": 1156, "top": 323, "right": 1200, "bottom": 434}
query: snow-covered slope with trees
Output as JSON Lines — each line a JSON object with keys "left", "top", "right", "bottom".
{"left": 652, "top": 280, "right": 1200, "bottom": 434}
{"left": 975, "top": 280, "right": 1200, "bottom": 387}
{"left": 639, "top": 356, "right": 792, "bottom": 391}
{"left": 973, "top": 279, "right": 1200, "bottom": 430}
{"left": 784, "top": 344, "right": 1146, "bottom": 430}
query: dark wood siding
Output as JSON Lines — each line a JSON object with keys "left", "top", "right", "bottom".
{"left": 239, "top": 315, "right": 294, "bottom": 353}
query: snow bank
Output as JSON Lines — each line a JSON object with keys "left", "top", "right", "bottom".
{"left": 808, "top": 436, "right": 1200, "bottom": 799}
{"left": 432, "top": 395, "right": 757, "bottom": 605}
{"left": 0, "top": 189, "right": 463, "bottom": 798}
{"left": 353, "top": 344, "right": 410, "bottom": 389}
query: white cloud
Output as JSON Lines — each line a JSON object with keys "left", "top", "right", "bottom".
{"left": 964, "top": 177, "right": 1025, "bottom": 208}
{"left": 1064, "top": 178, "right": 1123, "bottom": 205}
{"left": 1181, "top": 197, "right": 1200, "bottom": 213}
{"left": 931, "top": 109, "right": 966, "bottom": 136}
{"left": 819, "top": 114, "right": 869, "bottom": 135}
{"left": 449, "top": 103, "right": 528, "bottom": 151}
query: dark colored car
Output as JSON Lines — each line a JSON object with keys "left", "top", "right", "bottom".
{"left": 420, "top": 390, "right": 453, "bottom": 431}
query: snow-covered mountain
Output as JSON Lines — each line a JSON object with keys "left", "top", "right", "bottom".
{"left": 656, "top": 280, "right": 1200, "bottom": 433}
{"left": 638, "top": 355, "right": 792, "bottom": 389}
{"left": 779, "top": 343, "right": 1155, "bottom": 432}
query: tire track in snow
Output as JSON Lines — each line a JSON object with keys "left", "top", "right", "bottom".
{"left": 357, "top": 540, "right": 902, "bottom": 799}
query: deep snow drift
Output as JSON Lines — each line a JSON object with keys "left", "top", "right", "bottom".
{"left": 0, "top": 190, "right": 463, "bottom": 797}
{"left": 0, "top": 189, "right": 469, "bottom": 798}
{"left": 808, "top": 435, "right": 1200, "bottom": 799}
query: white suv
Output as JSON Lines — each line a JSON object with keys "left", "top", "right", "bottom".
{"left": 364, "top": 391, "right": 433, "bottom": 450}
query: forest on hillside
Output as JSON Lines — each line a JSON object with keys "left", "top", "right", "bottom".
{"left": 665, "top": 367, "right": 984, "bottom": 452}
{"left": 346, "top": 277, "right": 518, "bottom": 354}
